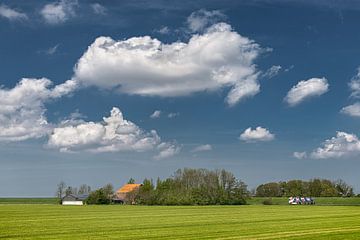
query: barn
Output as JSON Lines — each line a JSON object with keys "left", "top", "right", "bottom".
{"left": 114, "top": 184, "right": 142, "bottom": 204}
{"left": 61, "top": 194, "right": 89, "bottom": 205}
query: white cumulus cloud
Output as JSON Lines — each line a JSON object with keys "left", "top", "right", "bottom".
{"left": 284, "top": 77, "right": 329, "bottom": 106}
{"left": 191, "top": 144, "right": 212, "bottom": 153}
{"left": 41, "top": 0, "right": 78, "bottom": 24}
{"left": 48, "top": 107, "right": 179, "bottom": 158}
{"left": 341, "top": 102, "right": 360, "bottom": 117}
{"left": 311, "top": 131, "right": 360, "bottom": 159}
{"left": 0, "top": 4, "right": 27, "bottom": 21}
{"left": 72, "top": 22, "right": 263, "bottom": 106}
{"left": 0, "top": 78, "right": 77, "bottom": 141}
{"left": 239, "top": 126, "right": 275, "bottom": 142}
{"left": 154, "top": 142, "right": 181, "bottom": 160}
{"left": 187, "top": 9, "right": 225, "bottom": 32}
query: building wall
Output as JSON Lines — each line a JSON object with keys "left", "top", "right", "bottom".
{"left": 62, "top": 201, "right": 83, "bottom": 206}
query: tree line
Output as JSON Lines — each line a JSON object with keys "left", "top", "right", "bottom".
{"left": 133, "top": 168, "right": 249, "bottom": 205}
{"left": 56, "top": 168, "right": 357, "bottom": 205}
{"left": 57, "top": 168, "right": 249, "bottom": 205}
{"left": 255, "top": 179, "right": 354, "bottom": 197}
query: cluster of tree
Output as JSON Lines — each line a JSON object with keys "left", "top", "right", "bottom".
{"left": 56, "top": 170, "right": 357, "bottom": 205}
{"left": 255, "top": 179, "right": 354, "bottom": 197}
{"left": 132, "top": 168, "right": 249, "bottom": 205}
{"left": 86, "top": 184, "right": 114, "bottom": 204}
{"left": 56, "top": 181, "right": 91, "bottom": 198}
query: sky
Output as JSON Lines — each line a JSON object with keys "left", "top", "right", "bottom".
{"left": 1, "top": 0, "right": 360, "bottom": 197}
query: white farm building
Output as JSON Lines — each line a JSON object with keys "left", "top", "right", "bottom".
{"left": 61, "top": 194, "right": 88, "bottom": 205}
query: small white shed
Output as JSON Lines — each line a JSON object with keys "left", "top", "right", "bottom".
{"left": 61, "top": 194, "right": 88, "bottom": 205}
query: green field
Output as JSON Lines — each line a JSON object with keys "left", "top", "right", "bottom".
{"left": 1, "top": 205, "right": 360, "bottom": 239}
{"left": 0, "top": 198, "right": 58, "bottom": 204}
{"left": 247, "top": 197, "right": 360, "bottom": 206}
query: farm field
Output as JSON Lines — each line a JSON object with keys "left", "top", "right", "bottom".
{"left": 247, "top": 197, "right": 360, "bottom": 206}
{"left": 0, "top": 198, "right": 58, "bottom": 204}
{"left": 1, "top": 205, "right": 360, "bottom": 239}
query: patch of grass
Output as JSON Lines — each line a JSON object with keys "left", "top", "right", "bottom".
{"left": 1, "top": 205, "right": 360, "bottom": 239}
{"left": 0, "top": 198, "right": 58, "bottom": 204}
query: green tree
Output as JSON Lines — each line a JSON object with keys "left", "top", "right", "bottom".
{"left": 256, "top": 182, "right": 281, "bottom": 197}
{"left": 308, "top": 179, "right": 323, "bottom": 196}
{"left": 127, "top": 178, "right": 136, "bottom": 184}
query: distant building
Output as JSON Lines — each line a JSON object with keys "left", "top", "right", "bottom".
{"left": 114, "top": 184, "right": 142, "bottom": 204}
{"left": 61, "top": 194, "right": 88, "bottom": 205}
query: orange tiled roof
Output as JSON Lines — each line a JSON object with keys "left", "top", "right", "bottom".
{"left": 116, "top": 184, "right": 141, "bottom": 193}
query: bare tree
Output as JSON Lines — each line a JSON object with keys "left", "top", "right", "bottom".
{"left": 56, "top": 181, "right": 66, "bottom": 199}
{"left": 65, "top": 186, "right": 72, "bottom": 195}
{"left": 335, "top": 179, "right": 354, "bottom": 197}
{"left": 78, "top": 184, "right": 91, "bottom": 194}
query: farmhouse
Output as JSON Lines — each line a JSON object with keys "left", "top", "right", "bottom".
{"left": 114, "top": 183, "right": 142, "bottom": 204}
{"left": 61, "top": 194, "right": 88, "bottom": 205}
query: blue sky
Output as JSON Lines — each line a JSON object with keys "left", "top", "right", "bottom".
{"left": 1, "top": 0, "right": 360, "bottom": 197}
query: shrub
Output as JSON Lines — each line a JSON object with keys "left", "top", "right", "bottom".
{"left": 262, "top": 198, "right": 273, "bottom": 205}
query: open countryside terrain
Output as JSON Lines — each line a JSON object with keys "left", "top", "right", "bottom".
{"left": 2, "top": 197, "right": 360, "bottom": 205}
{"left": 1, "top": 204, "right": 360, "bottom": 239}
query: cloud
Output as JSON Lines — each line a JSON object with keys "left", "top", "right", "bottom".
{"left": 0, "top": 4, "right": 27, "bottom": 21}
{"left": 167, "top": 112, "right": 179, "bottom": 118}
{"left": 0, "top": 78, "right": 76, "bottom": 141}
{"left": 68, "top": 109, "right": 87, "bottom": 121}
{"left": 73, "top": 22, "right": 263, "bottom": 106}
{"left": 310, "top": 131, "right": 360, "bottom": 159}
{"left": 0, "top": 78, "right": 177, "bottom": 158}
{"left": 91, "top": 3, "right": 106, "bottom": 15}
{"left": 48, "top": 107, "right": 179, "bottom": 158}
{"left": 341, "top": 102, "right": 360, "bottom": 117}
{"left": 284, "top": 77, "right": 329, "bottom": 106}
{"left": 293, "top": 151, "right": 307, "bottom": 159}
{"left": 154, "top": 142, "right": 181, "bottom": 160}
{"left": 41, "top": 0, "right": 78, "bottom": 24}
{"left": 284, "top": 65, "right": 294, "bottom": 72}
{"left": 191, "top": 144, "right": 212, "bottom": 153}
{"left": 262, "top": 65, "right": 282, "bottom": 79}
{"left": 239, "top": 126, "right": 275, "bottom": 142}
{"left": 349, "top": 67, "right": 360, "bottom": 98}
{"left": 150, "top": 110, "right": 161, "bottom": 119}
{"left": 340, "top": 68, "right": 360, "bottom": 118}
{"left": 45, "top": 44, "right": 59, "bottom": 55}
{"left": 157, "top": 26, "right": 170, "bottom": 34}
{"left": 187, "top": 9, "right": 226, "bottom": 32}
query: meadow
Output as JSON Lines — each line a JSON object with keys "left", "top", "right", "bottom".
{"left": 1, "top": 204, "right": 360, "bottom": 239}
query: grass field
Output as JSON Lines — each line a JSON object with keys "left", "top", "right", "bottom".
{"left": 0, "top": 198, "right": 58, "bottom": 204}
{"left": 1, "top": 205, "right": 360, "bottom": 239}
{"left": 247, "top": 197, "right": 360, "bottom": 206}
